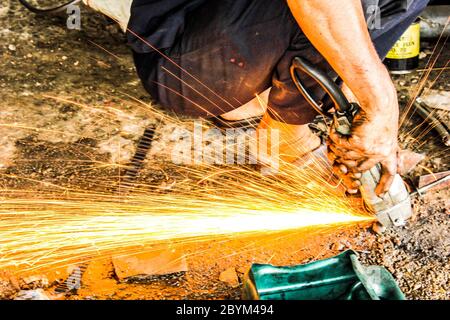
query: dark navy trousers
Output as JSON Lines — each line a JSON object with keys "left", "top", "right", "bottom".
{"left": 130, "top": 0, "right": 429, "bottom": 124}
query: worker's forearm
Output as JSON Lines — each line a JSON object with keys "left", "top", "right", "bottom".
{"left": 287, "top": 0, "right": 397, "bottom": 119}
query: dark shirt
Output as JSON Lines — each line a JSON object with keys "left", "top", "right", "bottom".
{"left": 127, "top": 0, "right": 412, "bottom": 54}
{"left": 127, "top": 0, "right": 207, "bottom": 53}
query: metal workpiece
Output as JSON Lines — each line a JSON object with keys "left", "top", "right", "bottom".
{"left": 410, "top": 174, "right": 450, "bottom": 197}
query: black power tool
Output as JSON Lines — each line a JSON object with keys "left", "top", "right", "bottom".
{"left": 290, "top": 57, "right": 412, "bottom": 229}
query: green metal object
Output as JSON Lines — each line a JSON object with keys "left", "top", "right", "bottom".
{"left": 242, "top": 250, "right": 405, "bottom": 300}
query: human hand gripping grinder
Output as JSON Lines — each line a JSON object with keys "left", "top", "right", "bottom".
{"left": 290, "top": 57, "right": 412, "bottom": 229}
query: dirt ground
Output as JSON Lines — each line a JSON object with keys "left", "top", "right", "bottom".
{"left": 0, "top": 2, "right": 448, "bottom": 300}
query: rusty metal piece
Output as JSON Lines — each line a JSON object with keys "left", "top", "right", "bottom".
{"left": 397, "top": 149, "right": 425, "bottom": 176}
{"left": 112, "top": 249, "right": 188, "bottom": 281}
{"left": 411, "top": 174, "right": 450, "bottom": 197}
{"left": 418, "top": 170, "right": 450, "bottom": 188}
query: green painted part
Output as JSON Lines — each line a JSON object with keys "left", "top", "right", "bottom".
{"left": 242, "top": 250, "right": 405, "bottom": 300}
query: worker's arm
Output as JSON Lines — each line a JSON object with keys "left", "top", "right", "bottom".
{"left": 287, "top": 0, "right": 399, "bottom": 195}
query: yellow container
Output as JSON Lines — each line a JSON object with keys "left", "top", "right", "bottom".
{"left": 384, "top": 21, "right": 420, "bottom": 74}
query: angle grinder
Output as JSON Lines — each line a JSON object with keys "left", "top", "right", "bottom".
{"left": 290, "top": 57, "right": 412, "bottom": 229}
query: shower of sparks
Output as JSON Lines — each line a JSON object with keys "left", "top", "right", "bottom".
{"left": 0, "top": 100, "right": 372, "bottom": 273}
{"left": 0, "top": 129, "right": 373, "bottom": 273}
{"left": 0, "top": 189, "right": 371, "bottom": 273}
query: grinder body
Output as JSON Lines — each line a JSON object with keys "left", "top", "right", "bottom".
{"left": 360, "top": 166, "right": 411, "bottom": 227}
{"left": 290, "top": 57, "right": 412, "bottom": 228}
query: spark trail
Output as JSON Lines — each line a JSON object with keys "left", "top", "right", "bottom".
{"left": 0, "top": 159, "right": 372, "bottom": 273}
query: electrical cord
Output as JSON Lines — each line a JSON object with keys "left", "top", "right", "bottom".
{"left": 18, "top": 0, "right": 81, "bottom": 15}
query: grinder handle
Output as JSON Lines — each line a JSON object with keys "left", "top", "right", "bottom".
{"left": 290, "top": 57, "right": 353, "bottom": 114}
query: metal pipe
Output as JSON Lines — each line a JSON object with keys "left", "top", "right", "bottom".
{"left": 420, "top": 5, "right": 450, "bottom": 39}
{"left": 410, "top": 175, "right": 450, "bottom": 197}
{"left": 414, "top": 98, "right": 450, "bottom": 146}
{"left": 18, "top": 0, "right": 81, "bottom": 15}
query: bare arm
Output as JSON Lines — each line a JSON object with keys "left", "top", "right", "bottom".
{"left": 287, "top": 0, "right": 399, "bottom": 195}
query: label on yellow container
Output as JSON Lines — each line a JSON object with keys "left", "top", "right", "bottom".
{"left": 386, "top": 22, "right": 420, "bottom": 59}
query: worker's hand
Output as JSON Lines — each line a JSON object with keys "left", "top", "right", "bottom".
{"left": 287, "top": 0, "right": 403, "bottom": 196}
{"left": 327, "top": 87, "right": 400, "bottom": 196}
